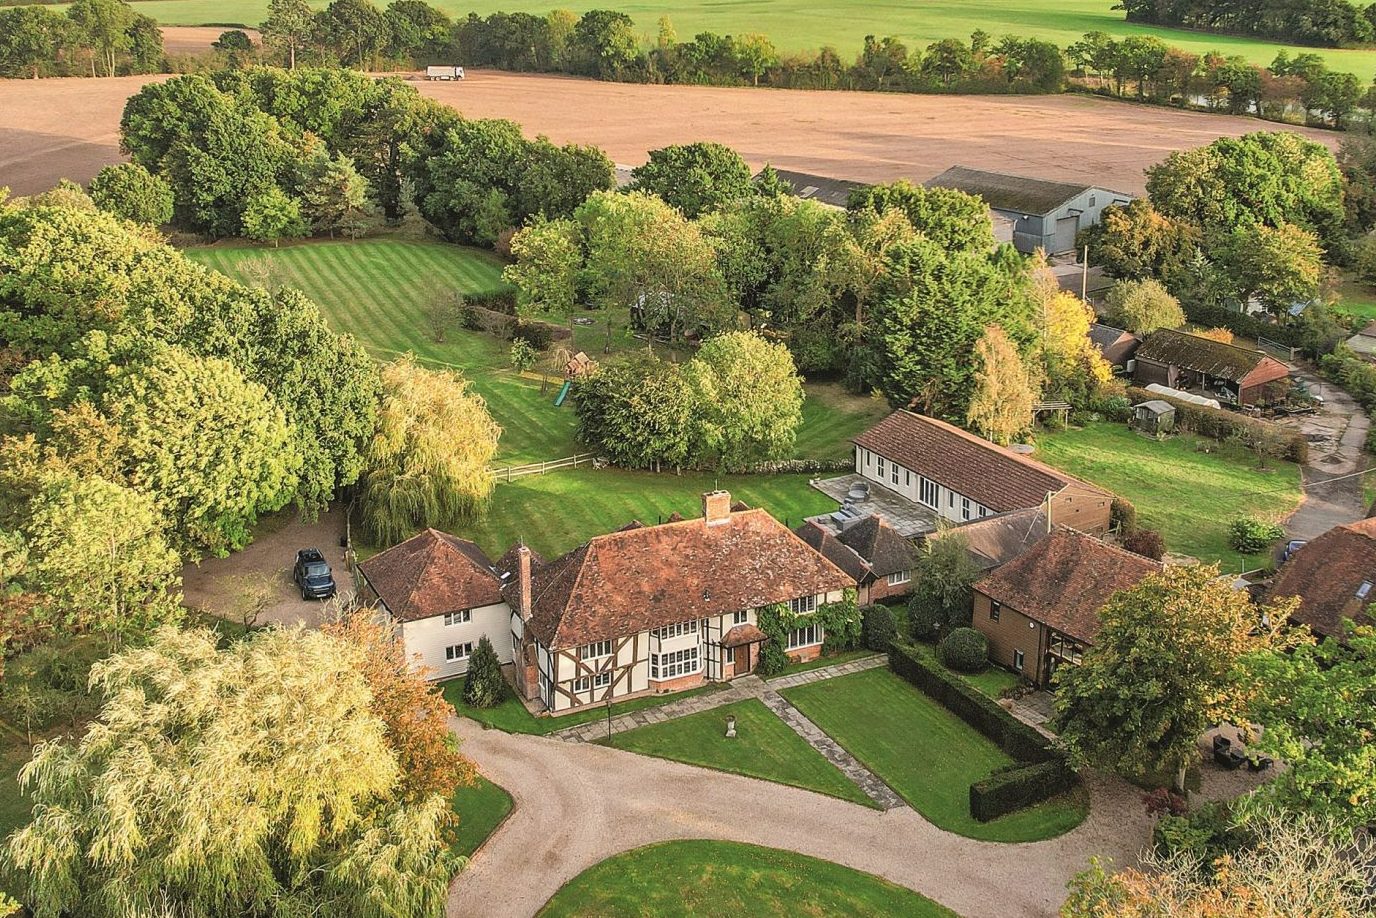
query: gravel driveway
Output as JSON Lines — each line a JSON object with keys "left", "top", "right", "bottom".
{"left": 446, "top": 719, "right": 1154, "bottom": 918}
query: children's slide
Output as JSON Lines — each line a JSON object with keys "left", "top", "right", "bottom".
{"left": 554, "top": 379, "right": 572, "bottom": 407}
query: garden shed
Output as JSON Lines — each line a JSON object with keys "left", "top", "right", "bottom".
{"left": 1131, "top": 400, "right": 1176, "bottom": 435}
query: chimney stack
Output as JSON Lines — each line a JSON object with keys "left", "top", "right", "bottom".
{"left": 517, "top": 544, "right": 532, "bottom": 621}
{"left": 702, "top": 490, "right": 732, "bottom": 526}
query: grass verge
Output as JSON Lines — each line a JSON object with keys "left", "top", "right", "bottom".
{"left": 782, "top": 668, "right": 1087, "bottom": 842}
{"left": 536, "top": 839, "right": 956, "bottom": 917}
{"left": 441, "top": 677, "right": 723, "bottom": 735}
{"left": 451, "top": 774, "right": 514, "bottom": 858}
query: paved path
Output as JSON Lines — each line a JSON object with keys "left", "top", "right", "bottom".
{"left": 446, "top": 718, "right": 1153, "bottom": 918}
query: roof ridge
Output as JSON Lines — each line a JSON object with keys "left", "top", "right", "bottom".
{"left": 1154, "top": 327, "right": 1269, "bottom": 359}
{"left": 1054, "top": 525, "right": 1161, "bottom": 568}
{"left": 400, "top": 534, "right": 444, "bottom": 615}
{"left": 898, "top": 410, "right": 1093, "bottom": 492}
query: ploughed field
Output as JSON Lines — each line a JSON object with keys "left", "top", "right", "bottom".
{"left": 0, "top": 69, "right": 1340, "bottom": 199}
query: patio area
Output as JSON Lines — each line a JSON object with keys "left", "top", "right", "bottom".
{"left": 808, "top": 474, "right": 938, "bottom": 539}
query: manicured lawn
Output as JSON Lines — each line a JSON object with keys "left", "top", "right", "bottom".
{"left": 1035, "top": 421, "right": 1302, "bottom": 570}
{"left": 764, "top": 648, "right": 874, "bottom": 680}
{"left": 1334, "top": 272, "right": 1376, "bottom": 321}
{"left": 906, "top": 641, "right": 1019, "bottom": 699}
{"left": 537, "top": 839, "right": 956, "bottom": 917}
{"left": 451, "top": 774, "right": 513, "bottom": 858}
{"left": 606, "top": 698, "right": 875, "bottom": 807}
{"left": 441, "top": 676, "right": 723, "bottom": 736}
{"left": 782, "top": 668, "right": 1088, "bottom": 842}
{"left": 445, "top": 467, "right": 837, "bottom": 559}
{"left": 78, "top": 0, "right": 1376, "bottom": 74}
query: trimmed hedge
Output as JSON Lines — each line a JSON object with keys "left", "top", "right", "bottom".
{"left": 937, "top": 627, "right": 988, "bottom": 673}
{"left": 1124, "top": 386, "right": 1307, "bottom": 463}
{"left": 969, "top": 760, "right": 1077, "bottom": 822}
{"left": 889, "top": 641, "right": 1051, "bottom": 764}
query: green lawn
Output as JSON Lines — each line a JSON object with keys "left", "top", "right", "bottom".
{"left": 906, "top": 642, "right": 1019, "bottom": 699}
{"left": 1334, "top": 272, "right": 1376, "bottom": 321}
{"left": 442, "top": 676, "right": 723, "bottom": 736}
{"left": 1035, "top": 421, "right": 1303, "bottom": 570}
{"left": 537, "top": 839, "right": 956, "bottom": 917}
{"left": 86, "top": 0, "right": 1376, "bottom": 75}
{"left": 451, "top": 774, "right": 513, "bottom": 858}
{"left": 782, "top": 668, "right": 1088, "bottom": 842}
{"left": 606, "top": 698, "right": 875, "bottom": 807}
{"left": 764, "top": 648, "right": 874, "bottom": 681}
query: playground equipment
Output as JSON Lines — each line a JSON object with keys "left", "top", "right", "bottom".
{"left": 554, "top": 379, "right": 572, "bottom": 407}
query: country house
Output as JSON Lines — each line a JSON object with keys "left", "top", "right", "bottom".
{"left": 358, "top": 491, "right": 855, "bottom": 713}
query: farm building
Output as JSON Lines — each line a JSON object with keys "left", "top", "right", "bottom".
{"left": 1088, "top": 323, "right": 1141, "bottom": 368}
{"left": 1131, "top": 329, "right": 1291, "bottom": 407}
{"left": 925, "top": 165, "right": 1132, "bottom": 255}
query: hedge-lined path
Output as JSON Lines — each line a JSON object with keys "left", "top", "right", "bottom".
{"left": 549, "top": 654, "right": 885, "bottom": 744}
{"left": 445, "top": 715, "right": 1152, "bottom": 918}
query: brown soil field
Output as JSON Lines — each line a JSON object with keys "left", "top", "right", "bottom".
{"left": 162, "top": 26, "right": 260, "bottom": 56}
{"left": 0, "top": 68, "right": 1338, "bottom": 198}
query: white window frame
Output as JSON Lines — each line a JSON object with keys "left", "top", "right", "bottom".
{"left": 886, "top": 570, "right": 911, "bottom": 586}
{"left": 650, "top": 647, "right": 700, "bottom": 680}
{"left": 919, "top": 476, "right": 939, "bottom": 509}
{"left": 573, "top": 671, "right": 613, "bottom": 693}
{"left": 1013, "top": 649, "right": 1025, "bottom": 671}
{"left": 989, "top": 600, "right": 1001, "bottom": 622}
{"left": 653, "top": 620, "right": 698, "bottom": 641}
{"left": 961, "top": 497, "right": 972, "bottom": 521}
{"left": 579, "top": 640, "right": 613, "bottom": 661}
{"left": 445, "top": 642, "right": 473, "bottom": 662}
{"left": 789, "top": 595, "right": 817, "bottom": 614}
{"left": 890, "top": 463, "right": 899, "bottom": 485}
{"left": 786, "top": 623, "right": 822, "bottom": 650}
{"left": 876, "top": 457, "right": 886, "bottom": 479}
{"left": 443, "top": 610, "right": 472, "bottom": 627}
{"left": 733, "top": 610, "right": 748, "bottom": 625}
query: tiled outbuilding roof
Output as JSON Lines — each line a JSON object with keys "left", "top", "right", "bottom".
{"left": 1135, "top": 329, "right": 1290, "bottom": 385}
{"left": 1269, "top": 518, "right": 1376, "bottom": 639}
{"left": 359, "top": 529, "right": 504, "bottom": 623}
{"left": 523, "top": 505, "right": 855, "bottom": 649}
{"left": 795, "top": 521, "right": 872, "bottom": 584}
{"left": 853, "top": 411, "right": 1106, "bottom": 514}
{"left": 836, "top": 515, "right": 919, "bottom": 577}
{"left": 930, "top": 508, "right": 1049, "bottom": 571}
{"left": 976, "top": 527, "right": 1160, "bottom": 644}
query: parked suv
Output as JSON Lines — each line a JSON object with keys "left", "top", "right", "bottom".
{"left": 292, "top": 548, "right": 337, "bottom": 600}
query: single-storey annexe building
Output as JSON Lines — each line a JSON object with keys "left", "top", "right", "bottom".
{"left": 925, "top": 165, "right": 1132, "bottom": 256}
{"left": 795, "top": 514, "right": 920, "bottom": 605}
{"left": 1131, "top": 329, "right": 1291, "bottom": 407}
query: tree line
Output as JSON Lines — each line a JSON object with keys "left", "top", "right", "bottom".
{"left": 0, "top": 0, "right": 162, "bottom": 78}
{"left": 1119, "top": 0, "right": 1376, "bottom": 49}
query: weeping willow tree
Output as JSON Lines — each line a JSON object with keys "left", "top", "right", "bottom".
{"left": 2, "top": 626, "right": 457, "bottom": 918}
{"left": 361, "top": 356, "right": 502, "bottom": 545}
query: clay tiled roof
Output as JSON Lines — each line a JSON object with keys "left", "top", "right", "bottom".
{"left": 794, "top": 521, "right": 872, "bottom": 584}
{"left": 493, "top": 543, "right": 544, "bottom": 583}
{"left": 359, "top": 529, "right": 504, "bottom": 623}
{"left": 853, "top": 411, "right": 1106, "bottom": 513}
{"left": 1269, "top": 518, "right": 1376, "bottom": 639}
{"left": 722, "top": 624, "right": 768, "bottom": 647}
{"left": 1135, "top": 329, "right": 1290, "bottom": 385}
{"left": 930, "top": 508, "right": 1049, "bottom": 571}
{"left": 837, "top": 515, "right": 919, "bottom": 578}
{"left": 976, "top": 527, "right": 1160, "bottom": 644}
{"left": 526, "top": 507, "right": 855, "bottom": 649}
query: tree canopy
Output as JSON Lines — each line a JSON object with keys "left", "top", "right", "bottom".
{"left": 629, "top": 142, "right": 754, "bottom": 218}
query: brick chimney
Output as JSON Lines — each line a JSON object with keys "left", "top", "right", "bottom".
{"left": 517, "top": 544, "right": 532, "bottom": 621}
{"left": 702, "top": 490, "right": 732, "bottom": 526}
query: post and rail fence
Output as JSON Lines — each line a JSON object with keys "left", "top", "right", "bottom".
{"left": 489, "top": 453, "right": 597, "bottom": 483}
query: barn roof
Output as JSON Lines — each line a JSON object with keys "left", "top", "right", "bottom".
{"left": 925, "top": 165, "right": 1124, "bottom": 216}
{"left": 1135, "top": 329, "right": 1289, "bottom": 385}
{"left": 766, "top": 168, "right": 866, "bottom": 209}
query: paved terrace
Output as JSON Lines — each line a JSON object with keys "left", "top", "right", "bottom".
{"left": 809, "top": 473, "right": 939, "bottom": 538}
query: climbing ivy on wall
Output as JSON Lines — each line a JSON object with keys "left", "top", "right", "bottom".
{"left": 755, "top": 588, "right": 859, "bottom": 676}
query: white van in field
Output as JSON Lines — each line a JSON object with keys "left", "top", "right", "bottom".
{"left": 425, "top": 66, "right": 465, "bottom": 80}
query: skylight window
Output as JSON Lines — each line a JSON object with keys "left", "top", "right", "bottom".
{"left": 1358, "top": 581, "right": 1373, "bottom": 600}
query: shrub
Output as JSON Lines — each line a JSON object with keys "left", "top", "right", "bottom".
{"left": 969, "top": 760, "right": 1077, "bottom": 822}
{"left": 860, "top": 604, "right": 897, "bottom": 652}
{"left": 1123, "top": 528, "right": 1166, "bottom": 560}
{"left": 1123, "top": 386, "right": 1307, "bottom": 462}
{"left": 89, "top": 163, "right": 174, "bottom": 226}
{"left": 462, "top": 637, "right": 505, "bottom": 709}
{"left": 1152, "top": 801, "right": 1252, "bottom": 864}
{"left": 938, "top": 627, "right": 989, "bottom": 674}
{"left": 1110, "top": 497, "right": 1138, "bottom": 536}
{"left": 758, "top": 641, "right": 790, "bottom": 676}
{"left": 907, "top": 596, "right": 941, "bottom": 642}
{"left": 1228, "top": 517, "right": 1285, "bottom": 554}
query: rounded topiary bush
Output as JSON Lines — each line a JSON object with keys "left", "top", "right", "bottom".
{"left": 860, "top": 604, "right": 897, "bottom": 652}
{"left": 1228, "top": 517, "right": 1285, "bottom": 554}
{"left": 907, "top": 596, "right": 941, "bottom": 642}
{"left": 938, "top": 627, "right": 989, "bottom": 674}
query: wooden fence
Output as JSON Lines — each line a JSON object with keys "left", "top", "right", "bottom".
{"left": 490, "top": 453, "right": 596, "bottom": 482}
{"left": 1256, "top": 336, "right": 1300, "bottom": 362}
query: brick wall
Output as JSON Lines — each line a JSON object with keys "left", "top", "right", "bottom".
{"left": 972, "top": 591, "right": 1044, "bottom": 684}
{"left": 867, "top": 577, "right": 912, "bottom": 604}
{"left": 649, "top": 670, "right": 708, "bottom": 694}
{"left": 787, "top": 643, "right": 823, "bottom": 664}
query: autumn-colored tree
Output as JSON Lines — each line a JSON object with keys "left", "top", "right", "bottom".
{"left": 361, "top": 356, "right": 501, "bottom": 545}
{"left": 1033, "top": 270, "right": 1113, "bottom": 401}
{"left": 1063, "top": 813, "right": 1376, "bottom": 918}
{"left": 1104, "top": 278, "right": 1186, "bottom": 334}
{"left": 1194, "top": 327, "right": 1235, "bottom": 343}
{"left": 967, "top": 325, "right": 1037, "bottom": 446}
{"left": 1054, "top": 564, "right": 1297, "bottom": 792}
{"left": 323, "top": 612, "right": 476, "bottom": 802}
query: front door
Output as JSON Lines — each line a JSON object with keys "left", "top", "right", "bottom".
{"left": 732, "top": 644, "right": 751, "bottom": 676}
